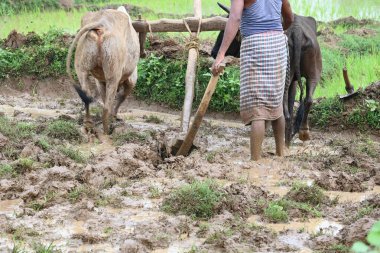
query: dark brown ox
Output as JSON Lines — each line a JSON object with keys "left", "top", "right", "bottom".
{"left": 66, "top": 6, "right": 139, "bottom": 134}
{"left": 211, "top": 3, "right": 322, "bottom": 146}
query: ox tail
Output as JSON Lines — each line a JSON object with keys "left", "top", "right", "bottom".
{"left": 292, "top": 26, "right": 304, "bottom": 136}
{"left": 66, "top": 21, "right": 103, "bottom": 106}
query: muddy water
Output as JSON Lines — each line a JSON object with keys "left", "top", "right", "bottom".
{"left": 248, "top": 215, "right": 343, "bottom": 236}
{"left": 0, "top": 104, "right": 72, "bottom": 118}
{"left": 248, "top": 215, "right": 343, "bottom": 252}
{"left": 327, "top": 185, "right": 380, "bottom": 203}
{"left": 0, "top": 199, "right": 23, "bottom": 216}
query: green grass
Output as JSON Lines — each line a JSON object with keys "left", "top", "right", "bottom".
{"left": 68, "top": 186, "right": 84, "bottom": 203}
{"left": 59, "top": 146, "right": 87, "bottom": 163}
{"left": 32, "top": 242, "right": 57, "bottom": 253}
{"left": 0, "top": 164, "right": 16, "bottom": 177}
{"left": 310, "top": 97, "right": 344, "bottom": 128}
{"left": 264, "top": 203, "right": 289, "bottom": 223}
{"left": 112, "top": 130, "right": 149, "bottom": 146}
{"left": 35, "top": 136, "right": 51, "bottom": 151}
{"left": 265, "top": 198, "right": 322, "bottom": 222}
{"left": 347, "top": 99, "right": 380, "bottom": 130}
{"left": 27, "top": 191, "right": 56, "bottom": 211}
{"left": 1, "top": 0, "right": 379, "bottom": 39}
{"left": 144, "top": 115, "right": 163, "bottom": 124}
{"left": 162, "top": 180, "right": 223, "bottom": 219}
{"left": 315, "top": 52, "right": 380, "bottom": 98}
{"left": 0, "top": 0, "right": 230, "bottom": 39}
{"left": 0, "top": 116, "right": 36, "bottom": 140}
{"left": 46, "top": 120, "right": 82, "bottom": 141}
{"left": 286, "top": 182, "right": 326, "bottom": 206}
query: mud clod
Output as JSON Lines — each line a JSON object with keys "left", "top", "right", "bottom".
{"left": 316, "top": 170, "right": 375, "bottom": 192}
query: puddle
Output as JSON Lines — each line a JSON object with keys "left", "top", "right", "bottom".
{"left": 327, "top": 185, "right": 380, "bottom": 203}
{"left": 248, "top": 216, "right": 343, "bottom": 236}
{"left": 76, "top": 243, "right": 115, "bottom": 253}
{"left": 278, "top": 232, "right": 311, "bottom": 251}
{"left": 71, "top": 220, "right": 87, "bottom": 234}
{"left": 152, "top": 237, "right": 205, "bottom": 253}
{"left": 78, "top": 135, "right": 114, "bottom": 155}
{"left": 0, "top": 104, "right": 71, "bottom": 118}
{"left": 0, "top": 199, "right": 23, "bottom": 216}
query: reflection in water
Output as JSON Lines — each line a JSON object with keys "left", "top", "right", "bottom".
{"left": 290, "top": 0, "right": 380, "bottom": 21}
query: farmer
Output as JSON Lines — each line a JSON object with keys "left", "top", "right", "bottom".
{"left": 212, "top": 0, "right": 294, "bottom": 161}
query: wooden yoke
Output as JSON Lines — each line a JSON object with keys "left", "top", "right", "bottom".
{"left": 132, "top": 16, "right": 227, "bottom": 33}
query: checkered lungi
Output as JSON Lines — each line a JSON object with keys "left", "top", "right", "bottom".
{"left": 240, "top": 31, "right": 288, "bottom": 125}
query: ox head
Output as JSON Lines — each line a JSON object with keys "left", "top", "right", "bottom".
{"left": 211, "top": 2, "right": 241, "bottom": 59}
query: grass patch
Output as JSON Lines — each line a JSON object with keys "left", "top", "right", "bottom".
{"left": 68, "top": 186, "right": 99, "bottom": 203}
{"left": 10, "top": 158, "right": 36, "bottom": 174}
{"left": 68, "top": 186, "right": 84, "bottom": 203}
{"left": 0, "top": 116, "right": 36, "bottom": 140}
{"left": 310, "top": 97, "right": 344, "bottom": 128}
{"left": 27, "top": 191, "right": 56, "bottom": 211}
{"left": 265, "top": 198, "right": 322, "bottom": 223}
{"left": 59, "top": 146, "right": 87, "bottom": 163}
{"left": 277, "top": 199, "right": 322, "bottom": 218}
{"left": 162, "top": 180, "right": 223, "bottom": 219}
{"left": 46, "top": 120, "right": 82, "bottom": 141}
{"left": 264, "top": 203, "right": 289, "bottom": 223}
{"left": 285, "top": 182, "right": 326, "bottom": 206}
{"left": 10, "top": 226, "right": 39, "bottom": 241}
{"left": 35, "top": 136, "right": 51, "bottom": 151}
{"left": 347, "top": 99, "right": 380, "bottom": 130}
{"left": 358, "top": 136, "right": 378, "bottom": 158}
{"left": 355, "top": 205, "right": 375, "bottom": 221}
{"left": 112, "top": 130, "right": 149, "bottom": 146}
{"left": 149, "top": 186, "right": 161, "bottom": 198}
{"left": 144, "top": 115, "right": 163, "bottom": 124}
{"left": 32, "top": 242, "right": 58, "bottom": 253}
{"left": 0, "top": 164, "right": 16, "bottom": 177}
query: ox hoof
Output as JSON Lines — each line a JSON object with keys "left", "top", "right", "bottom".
{"left": 299, "top": 129, "right": 311, "bottom": 142}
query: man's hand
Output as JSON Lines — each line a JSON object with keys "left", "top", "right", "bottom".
{"left": 211, "top": 54, "right": 225, "bottom": 76}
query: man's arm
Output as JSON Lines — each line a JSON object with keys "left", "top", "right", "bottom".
{"left": 282, "top": 0, "right": 294, "bottom": 30}
{"left": 211, "top": 0, "right": 244, "bottom": 76}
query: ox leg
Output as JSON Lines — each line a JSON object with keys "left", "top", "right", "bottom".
{"left": 77, "top": 71, "right": 93, "bottom": 128}
{"left": 103, "top": 79, "right": 119, "bottom": 134}
{"left": 299, "top": 79, "right": 317, "bottom": 141}
{"left": 113, "top": 68, "right": 137, "bottom": 117}
{"left": 96, "top": 80, "right": 106, "bottom": 104}
{"left": 113, "top": 83, "right": 133, "bottom": 117}
{"left": 285, "top": 81, "right": 297, "bottom": 146}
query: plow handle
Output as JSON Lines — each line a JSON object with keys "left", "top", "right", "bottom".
{"left": 176, "top": 69, "right": 224, "bottom": 156}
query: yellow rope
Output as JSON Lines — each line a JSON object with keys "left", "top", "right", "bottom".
{"left": 182, "top": 18, "right": 202, "bottom": 51}
{"left": 146, "top": 20, "right": 154, "bottom": 40}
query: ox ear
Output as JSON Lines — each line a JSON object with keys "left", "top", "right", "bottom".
{"left": 117, "top": 6, "right": 128, "bottom": 14}
{"left": 217, "top": 2, "right": 230, "bottom": 14}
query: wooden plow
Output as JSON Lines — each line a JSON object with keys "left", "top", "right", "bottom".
{"left": 132, "top": 1, "right": 228, "bottom": 156}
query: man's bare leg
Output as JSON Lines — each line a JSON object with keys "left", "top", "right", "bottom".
{"left": 251, "top": 120, "right": 265, "bottom": 161}
{"left": 272, "top": 115, "right": 285, "bottom": 156}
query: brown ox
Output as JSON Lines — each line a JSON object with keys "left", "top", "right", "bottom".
{"left": 66, "top": 6, "right": 139, "bottom": 134}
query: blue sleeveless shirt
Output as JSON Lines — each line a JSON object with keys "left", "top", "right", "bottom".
{"left": 241, "top": 0, "right": 283, "bottom": 37}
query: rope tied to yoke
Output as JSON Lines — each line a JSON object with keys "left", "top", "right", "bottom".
{"left": 183, "top": 18, "right": 202, "bottom": 51}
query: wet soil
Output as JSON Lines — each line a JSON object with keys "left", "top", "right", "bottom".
{"left": 0, "top": 82, "right": 379, "bottom": 252}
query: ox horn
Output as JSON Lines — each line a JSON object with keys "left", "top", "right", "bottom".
{"left": 217, "top": 2, "right": 230, "bottom": 14}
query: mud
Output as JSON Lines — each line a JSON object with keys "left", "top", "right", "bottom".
{"left": 0, "top": 83, "right": 379, "bottom": 252}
